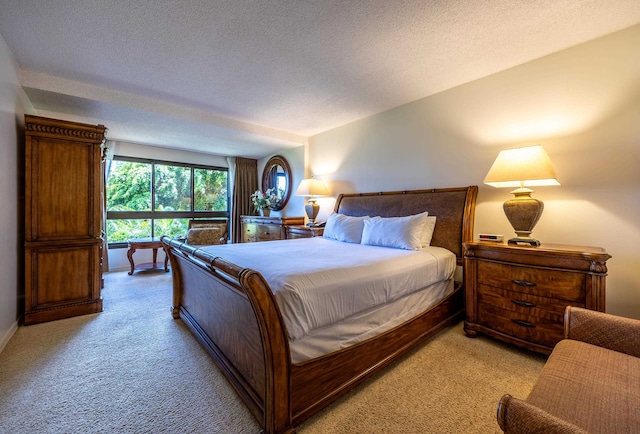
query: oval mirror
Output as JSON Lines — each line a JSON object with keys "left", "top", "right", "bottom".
{"left": 261, "top": 155, "right": 291, "bottom": 211}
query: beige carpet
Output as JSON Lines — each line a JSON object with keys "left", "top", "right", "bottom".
{"left": 0, "top": 270, "right": 546, "bottom": 433}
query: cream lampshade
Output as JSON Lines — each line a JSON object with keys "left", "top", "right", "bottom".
{"left": 295, "top": 178, "right": 329, "bottom": 226}
{"left": 484, "top": 145, "right": 560, "bottom": 246}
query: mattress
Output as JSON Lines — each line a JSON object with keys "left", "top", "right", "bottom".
{"left": 201, "top": 237, "right": 456, "bottom": 343}
{"left": 290, "top": 278, "right": 454, "bottom": 362}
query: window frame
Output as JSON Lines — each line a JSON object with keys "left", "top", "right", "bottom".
{"left": 106, "top": 156, "right": 229, "bottom": 248}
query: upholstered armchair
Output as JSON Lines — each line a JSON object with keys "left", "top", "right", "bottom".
{"left": 185, "top": 220, "right": 228, "bottom": 245}
{"left": 497, "top": 306, "right": 640, "bottom": 433}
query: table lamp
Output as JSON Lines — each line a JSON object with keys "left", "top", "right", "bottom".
{"left": 295, "top": 178, "right": 329, "bottom": 226}
{"left": 484, "top": 145, "right": 560, "bottom": 246}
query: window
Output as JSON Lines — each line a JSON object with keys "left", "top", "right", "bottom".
{"left": 106, "top": 157, "right": 228, "bottom": 246}
{"left": 276, "top": 172, "right": 287, "bottom": 193}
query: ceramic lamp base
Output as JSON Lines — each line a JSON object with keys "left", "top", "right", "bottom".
{"left": 503, "top": 188, "right": 543, "bottom": 246}
{"left": 305, "top": 199, "right": 319, "bottom": 225}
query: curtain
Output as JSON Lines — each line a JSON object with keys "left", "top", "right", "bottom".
{"left": 230, "top": 157, "right": 258, "bottom": 243}
{"left": 226, "top": 156, "right": 236, "bottom": 241}
{"left": 101, "top": 140, "right": 118, "bottom": 272}
{"left": 267, "top": 165, "right": 277, "bottom": 192}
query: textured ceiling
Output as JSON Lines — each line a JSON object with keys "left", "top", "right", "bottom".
{"left": 1, "top": 1, "right": 639, "bottom": 157}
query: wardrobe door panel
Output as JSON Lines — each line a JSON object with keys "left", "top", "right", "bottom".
{"left": 28, "top": 138, "right": 100, "bottom": 241}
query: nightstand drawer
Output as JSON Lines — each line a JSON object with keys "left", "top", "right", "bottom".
{"left": 477, "top": 284, "right": 583, "bottom": 317}
{"left": 477, "top": 260, "right": 585, "bottom": 301}
{"left": 477, "top": 284, "right": 569, "bottom": 347}
{"left": 286, "top": 225, "right": 324, "bottom": 239}
{"left": 256, "top": 224, "right": 281, "bottom": 241}
{"left": 477, "top": 302, "right": 565, "bottom": 349}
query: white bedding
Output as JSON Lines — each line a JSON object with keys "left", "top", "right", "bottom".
{"left": 290, "top": 278, "right": 454, "bottom": 362}
{"left": 200, "top": 237, "right": 456, "bottom": 342}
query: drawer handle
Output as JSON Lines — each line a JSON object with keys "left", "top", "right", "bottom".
{"left": 511, "top": 319, "right": 536, "bottom": 328}
{"left": 511, "top": 279, "right": 536, "bottom": 287}
{"left": 512, "top": 300, "right": 536, "bottom": 308}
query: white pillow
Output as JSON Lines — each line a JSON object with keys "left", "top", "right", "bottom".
{"left": 361, "top": 212, "right": 429, "bottom": 250}
{"left": 420, "top": 216, "right": 437, "bottom": 248}
{"left": 323, "top": 213, "right": 370, "bottom": 244}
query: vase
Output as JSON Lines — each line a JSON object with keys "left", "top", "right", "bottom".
{"left": 259, "top": 208, "right": 271, "bottom": 217}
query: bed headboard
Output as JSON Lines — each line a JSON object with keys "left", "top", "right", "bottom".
{"left": 334, "top": 186, "right": 478, "bottom": 261}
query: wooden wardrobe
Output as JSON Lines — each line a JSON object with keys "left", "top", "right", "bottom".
{"left": 24, "top": 115, "right": 106, "bottom": 325}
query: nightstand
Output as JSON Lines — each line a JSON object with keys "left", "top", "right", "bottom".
{"left": 463, "top": 241, "right": 611, "bottom": 355}
{"left": 285, "top": 225, "right": 324, "bottom": 239}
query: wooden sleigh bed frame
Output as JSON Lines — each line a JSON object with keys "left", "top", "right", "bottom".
{"left": 162, "top": 186, "right": 478, "bottom": 434}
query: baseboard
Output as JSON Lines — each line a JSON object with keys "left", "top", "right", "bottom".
{"left": 0, "top": 320, "right": 19, "bottom": 355}
{"left": 106, "top": 266, "right": 132, "bottom": 273}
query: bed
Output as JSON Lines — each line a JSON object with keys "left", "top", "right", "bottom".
{"left": 161, "top": 186, "right": 477, "bottom": 434}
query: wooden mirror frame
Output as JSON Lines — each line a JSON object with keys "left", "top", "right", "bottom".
{"left": 261, "top": 155, "right": 292, "bottom": 211}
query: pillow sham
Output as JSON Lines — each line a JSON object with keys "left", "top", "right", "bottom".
{"left": 360, "top": 212, "right": 429, "bottom": 250}
{"left": 420, "top": 216, "right": 437, "bottom": 248}
{"left": 322, "top": 213, "right": 370, "bottom": 244}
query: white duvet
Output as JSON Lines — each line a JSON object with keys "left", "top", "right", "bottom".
{"left": 200, "top": 237, "right": 456, "bottom": 341}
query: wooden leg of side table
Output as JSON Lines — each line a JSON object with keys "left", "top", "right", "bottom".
{"left": 164, "top": 248, "right": 169, "bottom": 272}
{"left": 127, "top": 248, "right": 136, "bottom": 275}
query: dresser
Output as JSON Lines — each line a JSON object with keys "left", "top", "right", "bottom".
{"left": 24, "top": 115, "right": 106, "bottom": 325}
{"left": 463, "top": 241, "right": 611, "bottom": 355}
{"left": 241, "top": 216, "right": 305, "bottom": 243}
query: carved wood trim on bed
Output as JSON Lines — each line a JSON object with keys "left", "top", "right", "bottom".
{"left": 162, "top": 186, "right": 477, "bottom": 434}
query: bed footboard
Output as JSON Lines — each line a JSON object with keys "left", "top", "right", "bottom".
{"left": 162, "top": 237, "right": 295, "bottom": 434}
{"left": 290, "top": 286, "right": 464, "bottom": 425}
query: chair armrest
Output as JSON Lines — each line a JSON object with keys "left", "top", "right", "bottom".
{"left": 497, "top": 394, "right": 587, "bottom": 434}
{"left": 564, "top": 306, "right": 640, "bottom": 358}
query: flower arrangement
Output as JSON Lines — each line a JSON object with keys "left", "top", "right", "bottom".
{"left": 251, "top": 188, "right": 281, "bottom": 211}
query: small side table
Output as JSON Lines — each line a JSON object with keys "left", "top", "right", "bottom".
{"left": 127, "top": 237, "right": 169, "bottom": 275}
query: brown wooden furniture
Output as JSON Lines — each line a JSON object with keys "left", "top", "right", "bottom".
{"left": 24, "top": 115, "right": 106, "bottom": 325}
{"left": 463, "top": 241, "right": 611, "bottom": 355}
{"left": 162, "top": 186, "right": 477, "bottom": 434}
{"left": 241, "top": 215, "right": 304, "bottom": 243}
{"left": 186, "top": 219, "right": 228, "bottom": 245}
{"left": 497, "top": 306, "right": 640, "bottom": 433}
{"left": 127, "top": 238, "right": 170, "bottom": 275}
{"left": 285, "top": 225, "right": 324, "bottom": 239}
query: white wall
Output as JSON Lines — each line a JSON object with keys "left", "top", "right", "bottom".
{"left": 308, "top": 25, "right": 640, "bottom": 319}
{"left": 0, "top": 34, "right": 34, "bottom": 351}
